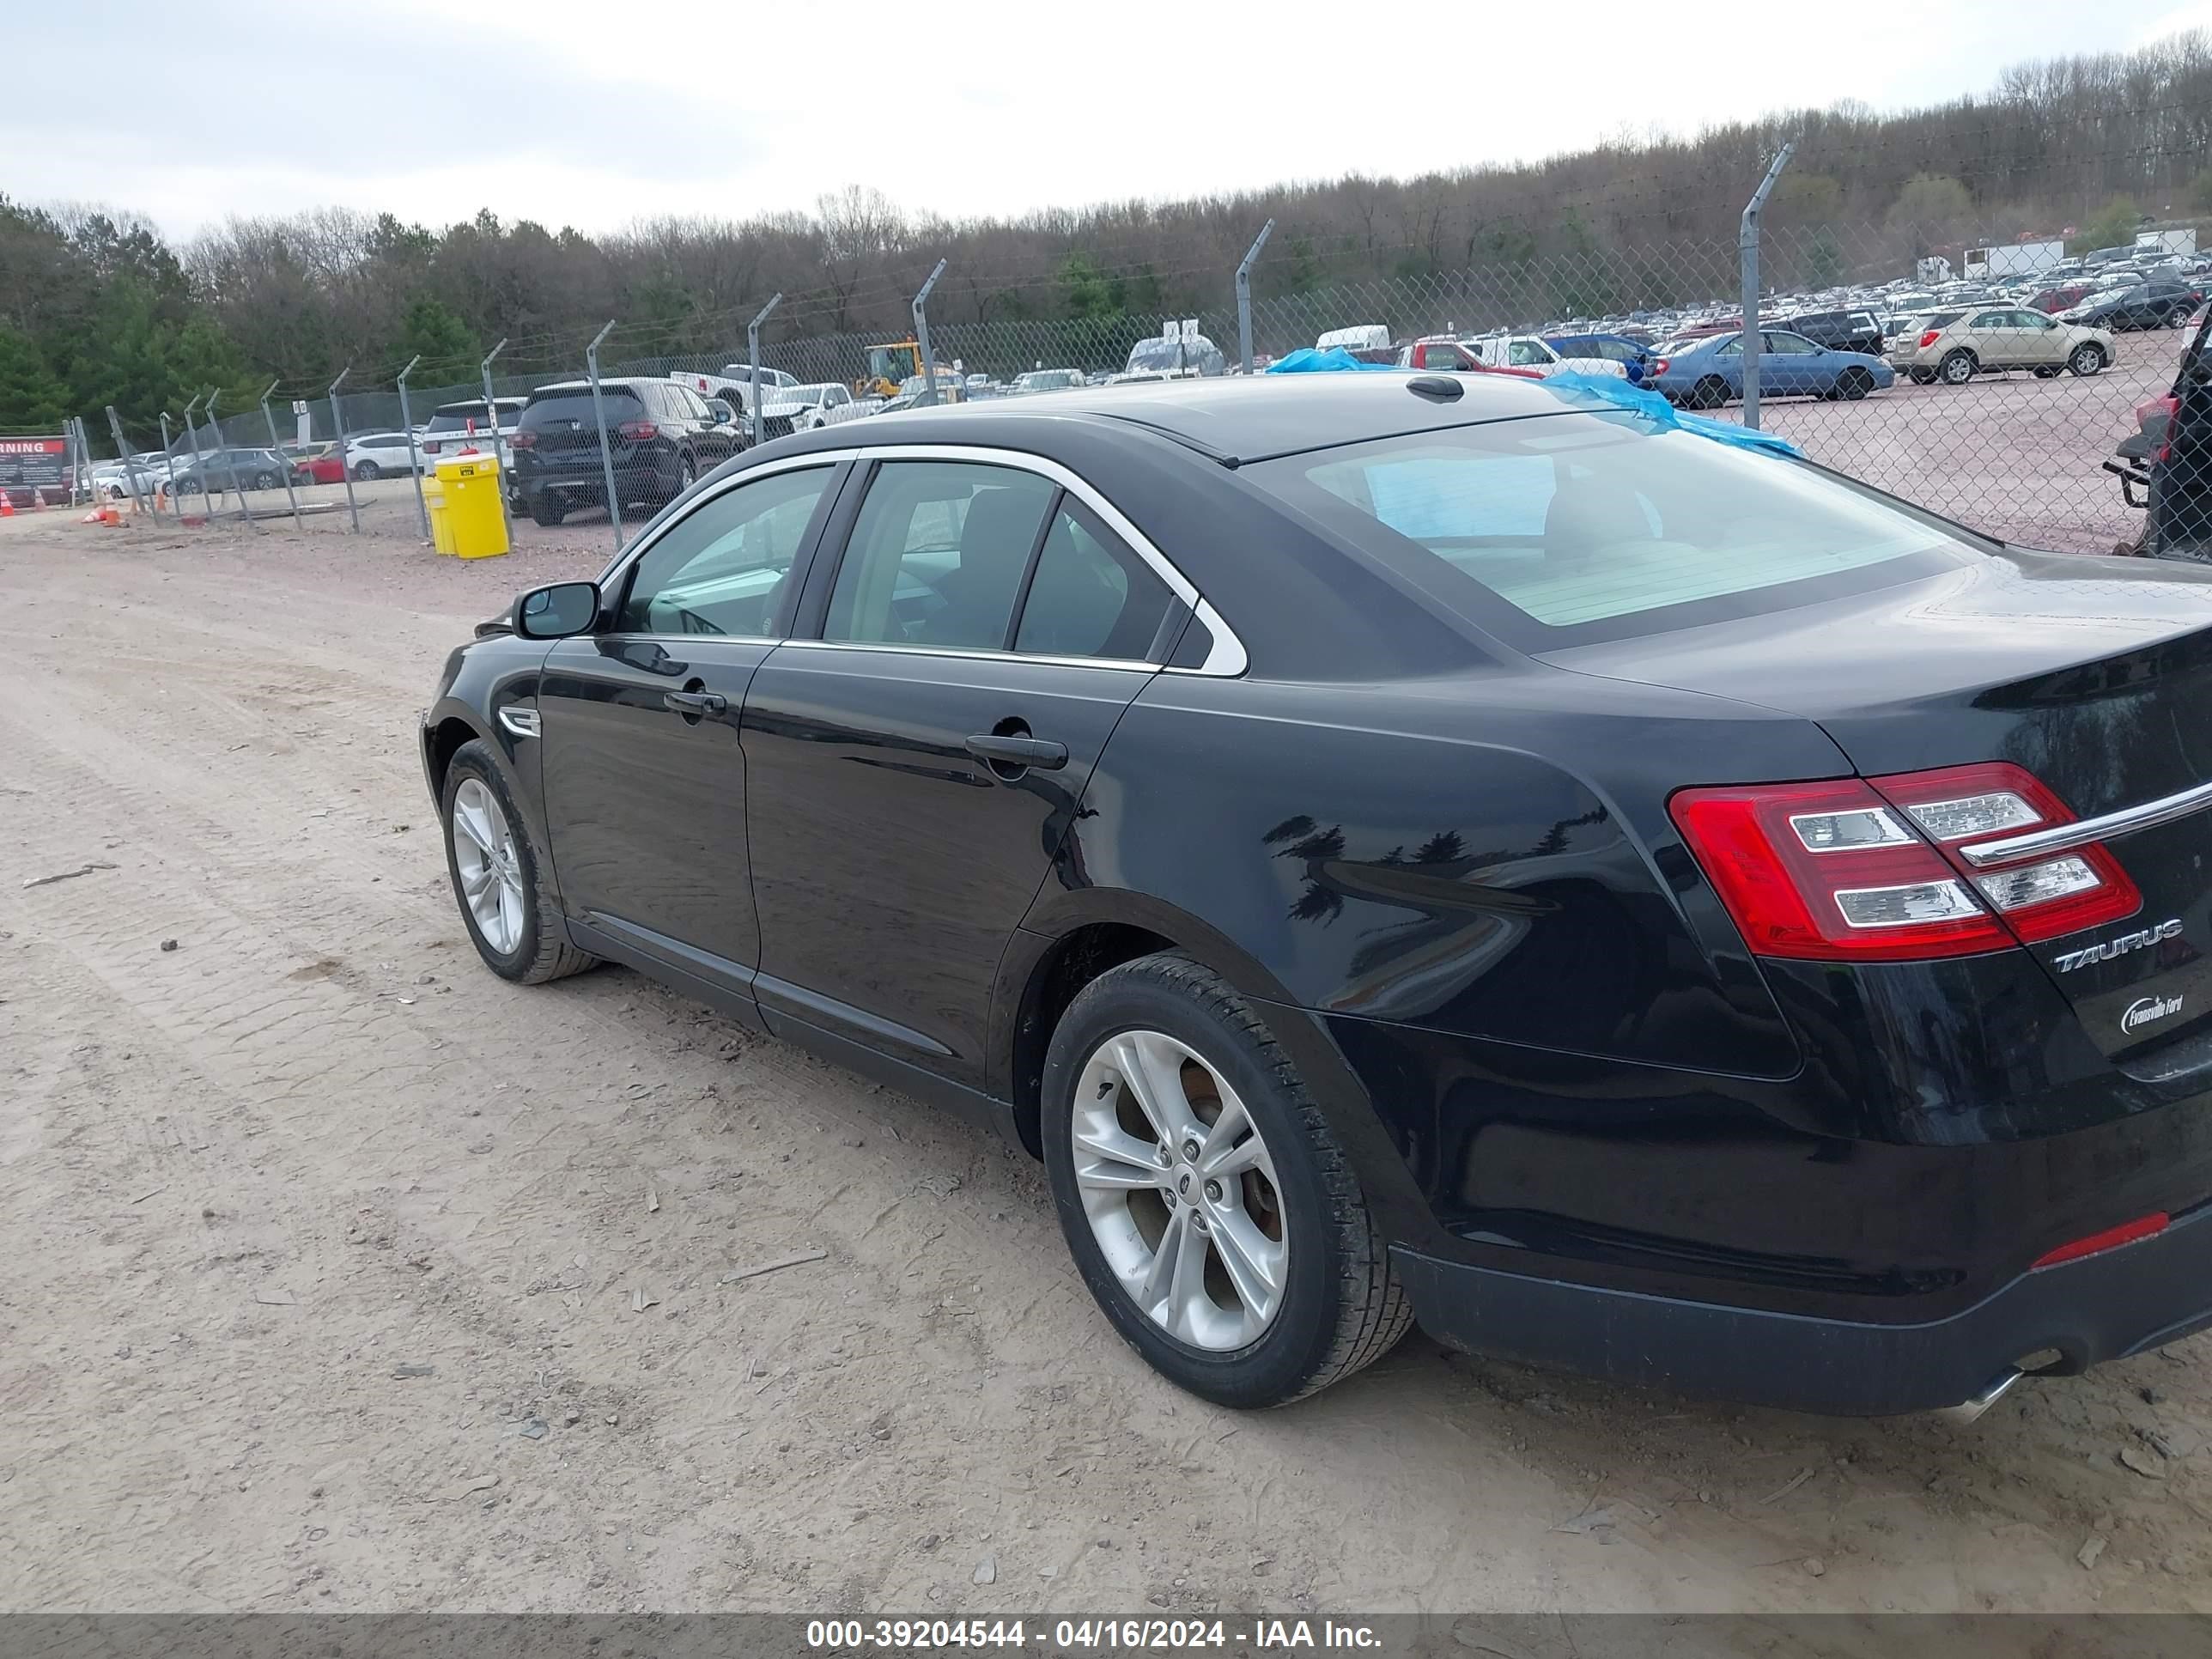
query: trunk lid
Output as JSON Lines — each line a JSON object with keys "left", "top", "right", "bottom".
{"left": 1544, "top": 550, "right": 2212, "bottom": 1065}
{"left": 520, "top": 391, "right": 642, "bottom": 459}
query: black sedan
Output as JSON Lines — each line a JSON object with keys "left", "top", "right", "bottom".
{"left": 422, "top": 374, "right": 2212, "bottom": 1418}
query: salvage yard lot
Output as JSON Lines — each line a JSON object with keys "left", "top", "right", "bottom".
{"left": 4, "top": 512, "right": 2212, "bottom": 1614}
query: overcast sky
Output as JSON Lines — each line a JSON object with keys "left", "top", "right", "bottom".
{"left": 15, "top": 0, "right": 2212, "bottom": 242}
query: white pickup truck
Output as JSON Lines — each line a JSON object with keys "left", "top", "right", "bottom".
{"left": 1465, "top": 335, "right": 1628, "bottom": 379}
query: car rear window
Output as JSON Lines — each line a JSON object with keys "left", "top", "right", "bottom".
{"left": 1242, "top": 411, "right": 1975, "bottom": 648}
{"left": 523, "top": 391, "right": 646, "bottom": 424}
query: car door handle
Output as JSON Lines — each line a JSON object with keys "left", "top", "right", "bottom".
{"left": 664, "top": 690, "right": 727, "bottom": 716}
{"left": 964, "top": 733, "right": 1067, "bottom": 770}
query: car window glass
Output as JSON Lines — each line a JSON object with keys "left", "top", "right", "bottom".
{"left": 1507, "top": 340, "right": 1552, "bottom": 367}
{"left": 1013, "top": 500, "right": 1175, "bottom": 660}
{"left": 1971, "top": 311, "right": 2008, "bottom": 329}
{"left": 1765, "top": 332, "right": 1818, "bottom": 355}
{"left": 1714, "top": 336, "right": 1741, "bottom": 356}
{"left": 824, "top": 461, "right": 1058, "bottom": 650}
{"left": 617, "top": 467, "right": 833, "bottom": 636}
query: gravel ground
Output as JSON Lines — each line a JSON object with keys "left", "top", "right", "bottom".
{"left": 3, "top": 513, "right": 2211, "bottom": 1617}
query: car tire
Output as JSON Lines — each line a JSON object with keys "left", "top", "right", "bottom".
{"left": 354, "top": 461, "right": 380, "bottom": 481}
{"left": 1040, "top": 951, "right": 1413, "bottom": 1409}
{"left": 1690, "top": 376, "right": 1729, "bottom": 411}
{"left": 527, "top": 495, "right": 566, "bottom": 527}
{"left": 441, "top": 739, "right": 596, "bottom": 985}
{"left": 2033, "top": 365, "right": 2063, "bottom": 378}
{"left": 2069, "top": 343, "right": 2106, "bottom": 377}
{"left": 1836, "top": 367, "right": 1875, "bottom": 401}
{"left": 1939, "top": 349, "right": 1976, "bottom": 386}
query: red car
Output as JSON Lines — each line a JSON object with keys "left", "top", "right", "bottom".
{"left": 285, "top": 443, "right": 345, "bottom": 484}
{"left": 1396, "top": 337, "right": 1545, "bottom": 379}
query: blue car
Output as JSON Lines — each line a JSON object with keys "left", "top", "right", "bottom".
{"left": 1645, "top": 329, "right": 1894, "bottom": 409}
{"left": 1543, "top": 331, "right": 1653, "bottom": 384}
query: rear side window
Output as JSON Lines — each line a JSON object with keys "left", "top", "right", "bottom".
{"left": 823, "top": 461, "right": 1057, "bottom": 650}
{"left": 1014, "top": 500, "right": 1175, "bottom": 660}
{"left": 1243, "top": 411, "right": 1973, "bottom": 647}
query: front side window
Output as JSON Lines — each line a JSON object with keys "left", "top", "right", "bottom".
{"left": 823, "top": 461, "right": 1057, "bottom": 649}
{"left": 1242, "top": 411, "right": 1978, "bottom": 648}
{"left": 1014, "top": 499, "right": 1175, "bottom": 660}
{"left": 616, "top": 466, "right": 833, "bottom": 636}
{"left": 1506, "top": 339, "right": 1553, "bottom": 367}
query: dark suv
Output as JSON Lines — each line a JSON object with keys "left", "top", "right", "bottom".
{"left": 2139, "top": 307, "right": 2212, "bottom": 559}
{"left": 507, "top": 380, "right": 745, "bottom": 526}
{"left": 1783, "top": 309, "right": 1884, "bottom": 355}
{"left": 2069, "top": 280, "right": 2203, "bottom": 332}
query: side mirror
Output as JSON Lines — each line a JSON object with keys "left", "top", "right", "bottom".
{"left": 516, "top": 580, "right": 601, "bottom": 640}
{"left": 706, "top": 401, "right": 734, "bottom": 423}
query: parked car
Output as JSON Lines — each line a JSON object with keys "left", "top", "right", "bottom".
{"left": 345, "top": 431, "right": 422, "bottom": 481}
{"left": 1468, "top": 335, "right": 1627, "bottom": 379}
{"left": 422, "top": 370, "right": 2212, "bottom": 1419}
{"left": 1395, "top": 337, "right": 1544, "bottom": 379}
{"left": 1891, "top": 306, "right": 2114, "bottom": 384}
{"left": 506, "top": 378, "right": 744, "bottom": 526}
{"left": 1778, "top": 308, "right": 1885, "bottom": 356}
{"left": 1542, "top": 331, "right": 1653, "bottom": 383}
{"left": 2024, "top": 284, "right": 2097, "bottom": 315}
{"left": 2063, "top": 281, "right": 2204, "bottom": 333}
{"left": 282, "top": 441, "right": 345, "bottom": 484}
{"left": 1646, "top": 330, "right": 1893, "bottom": 407}
{"left": 1115, "top": 333, "right": 1228, "bottom": 381}
{"left": 718, "top": 364, "right": 797, "bottom": 391}
{"left": 169, "top": 447, "right": 290, "bottom": 496}
{"left": 1013, "top": 368, "right": 1086, "bottom": 393}
{"left": 755, "top": 382, "right": 863, "bottom": 441}
{"left": 419, "top": 398, "right": 527, "bottom": 464}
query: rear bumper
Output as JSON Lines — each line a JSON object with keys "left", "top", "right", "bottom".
{"left": 1395, "top": 1200, "right": 2212, "bottom": 1416}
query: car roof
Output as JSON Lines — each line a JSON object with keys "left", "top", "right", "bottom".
{"left": 757, "top": 371, "right": 1569, "bottom": 465}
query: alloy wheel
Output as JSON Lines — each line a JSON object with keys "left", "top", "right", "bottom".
{"left": 450, "top": 776, "right": 526, "bottom": 955}
{"left": 1069, "top": 1028, "right": 1287, "bottom": 1351}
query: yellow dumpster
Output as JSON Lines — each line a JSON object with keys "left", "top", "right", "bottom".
{"left": 434, "top": 454, "right": 510, "bottom": 559}
{"left": 423, "top": 480, "right": 456, "bottom": 555}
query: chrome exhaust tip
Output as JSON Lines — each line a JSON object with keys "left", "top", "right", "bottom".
{"left": 1936, "top": 1369, "right": 2025, "bottom": 1425}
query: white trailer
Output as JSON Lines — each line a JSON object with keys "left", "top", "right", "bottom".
{"left": 1962, "top": 240, "right": 2064, "bottom": 279}
{"left": 2137, "top": 228, "right": 2199, "bottom": 258}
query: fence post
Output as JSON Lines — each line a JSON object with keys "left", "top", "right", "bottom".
{"left": 208, "top": 390, "right": 256, "bottom": 529}
{"left": 913, "top": 259, "right": 947, "bottom": 406}
{"left": 157, "top": 413, "right": 175, "bottom": 516}
{"left": 106, "top": 407, "right": 151, "bottom": 518}
{"left": 328, "top": 366, "right": 361, "bottom": 533}
{"left": 180, "top": 393, "right": 210, "bottom": 517}
{"left": 747, "top": 293, "right": 782, "bottom": 443}
{"left": 395, "top": 355, "right": 431, "bottom": 544}
{"left": 1236, "top": 218, "right": 1275, "bottom": 374}
{"left": 60, "top": 416, "right": 80, "bottom": 508}
{"left": 1738, "top": 142, "right": 1794, "bottom": 431}
{"left": 479, "top": 338, "right": 507, "bottom": 489}
{"left": 586, "top": 319, "right": 623, "bottom": 551}
{"left": 260, "top": 382, "right": 304, "bottom": 532}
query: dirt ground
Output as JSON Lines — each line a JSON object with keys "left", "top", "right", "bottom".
{"left": 3, "top": 511, "right": 2211, "bottom": 1618}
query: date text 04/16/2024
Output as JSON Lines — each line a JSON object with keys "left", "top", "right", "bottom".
{"left": 804, "top": 1619, "right": 1384, "bottom": 1650}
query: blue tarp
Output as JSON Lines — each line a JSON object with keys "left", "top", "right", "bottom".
{"left": 1262, "top": 352, "right": 1805, "bottom": 460}
{"left": 1263, "top": 346, "right": 1401, "bottom": 374}
{"left": 1539, "top": 371, "right": 1802, "bottom": 458}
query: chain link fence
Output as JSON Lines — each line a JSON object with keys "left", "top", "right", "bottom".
{"left": 82, "top": 210, "right": 2205, "bottom": 558}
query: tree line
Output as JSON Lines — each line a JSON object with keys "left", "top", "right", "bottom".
{"left": 3, "top": 30, "right": 2208, "bottom": 440}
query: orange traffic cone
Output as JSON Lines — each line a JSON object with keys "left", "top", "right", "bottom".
{"left": 0, "top": 492, "right": 15, "bottom": 518}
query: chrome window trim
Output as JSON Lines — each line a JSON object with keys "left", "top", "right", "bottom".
{"left": 1959, "top": 778, "right": 2212, "bottom": 868}
{"left": 774, "top": 638, "right": 1158, "bottom": 674}
{"left": 588, "top": 441, "right": 1249, "bottom": 676}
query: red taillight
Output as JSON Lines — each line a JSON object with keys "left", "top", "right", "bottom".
{"left": 1917, "top": 329, "right": 1942, "bottom": 349}
{"left": 1668, "top": 762, "right": 2141, "bottom": 963}
{"left": 423, "top": 439, "right": 441, "bottom": 453}
{"left": 1652, "top": 357, "right": 1669, "bottom": 374}
{"left": 2032, "top": 1212, "right": 2168, "bottom": 1269}
{"left": 508, "top": 430, "right": 535, "bottom": 449}
{"left": 617, "top": 420, "right": 659, "bottom": 441}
